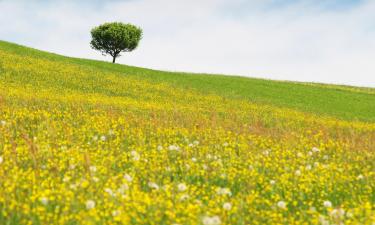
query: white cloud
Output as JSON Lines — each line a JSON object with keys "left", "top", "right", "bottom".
{"left": 0, "top": 0, "right": 374, "bottom": 87}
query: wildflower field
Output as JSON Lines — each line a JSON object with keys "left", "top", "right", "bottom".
{"left": 0, "top": 41, "right": 374, "bottom": 224}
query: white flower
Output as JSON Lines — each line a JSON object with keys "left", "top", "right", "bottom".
{"left": 306, "top": 165, "right": 312, "bottom": 170}
{"left": 92, "top": 135, "right": 98, "bottom": 141}
{"left": 223, "top": 142, "right": 229, "bottom": 147}
{"left": 100, "top": 135, "right": 106, "bottom": 141}
{"left": 89, "top": 166, "right": 97, "bottom": 173}
{"left": 168, "top": 145, "right": 180, "bottom": 151}
{"left": 297, "top": 152, "right": 303, "bottom": 157}
{"left": 216, "top": 187, "right": 232, "bottom": 196}
{"left": 323, "top": 200, "right": 332, "bottom": 208}
{"left": 86, "top": 200, "right": 95, "bottom": 209}
{"left": 193, "top": 140, "right": 199, "bottom": 145}
{"left": 330, "top": 208, "right": 345, "bottom": 220}
{"left": 263, "top": 150, "right": 270, "bottom": 156}
{"left": 124, "top": 174, "right": 133, "bottom": 182}
{"left": 112, "top": 210, "right": 121, "bottom": 217}
{"left": 202, "top": 215, "right": 221, "bottom": 225}
{"left": 295, "top": 170, "right": 301, "bottom": 176}
{"left": 157, "top": 145, "right": 163, "bottom": 151}
{"left": 319, "top": 216, "right": 329, "bottom": 225}
{"left": 117, "top": 184, "right": 129, "bottom": 194}
{"left": 148, "top": 182, "right": 159, "bottom": 190}
{"left": 191, "top": 157, "right": 197, "bottom": 162}
{"left": 223, "top": 202, "right": 232, "bottom": 211}
{"left": 63, "top": 176, "right": 70, "bottom": 182}
{"left": 179, "top": 194, "right": 189, "bottom": 201}
{"left": 130, "top": 151, "right": 140, "bottom": 161}
{"left": 0, "top": 156, "right": 3, "bottom": 164}
{"left": 104, "top": 188, "right": 115, "bottom": 196}
{"left": 188, "top": 143, "right": 194, "bottom": 147}
{"left": 357, "top": 174, "right": 364, "bottom": 180}
{"left": 270, "top": 180, "right": 276, "bottom": 185}
{"left": 177, "top": 183, "right": 187, "bottom": 192}
{"left": 312, "top": 147, "right": 320, "bottom": 153}
{"left": 277, "top": 201, "right": 287, "bottom": 209}
{"left": 308, "top": 151, "right": 313, "bottom": 156}
{"left": 40, "top": 197, "right": 48, "bottom": 205}
{"left": 0, "top": 120, "right": 6, "bottom": 126}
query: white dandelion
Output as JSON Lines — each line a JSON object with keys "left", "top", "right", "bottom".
{"left": 179, "top": 194, "right": 189, "bottom": 201}
{"left": 40, "top": 197, "right": 48, "bottom": 205}
{"left": 330, "top": 208, "right": 345, "bottom": 220}
{"left": 89, "top": 166, "right": 97, "bottom": 173}
{"left": 223, "top": 202, "right": 232, "bottom": 211}
{"left": 112, "top": 210, "right": 121, "bottom": 217}
{"left": 312, "top": 147, "right": 320, "bottom": 153}
{"left": 124, "top": 174, "right": 133, "bottom": 182}
{"left": 86, "top": 200, "right": 96, "bottom": 210}
{"left": 177, "top": 183, "right": 187, "bottom": 192}
{"left": 202, "top": 215, "right": 221, "bottom": 225}
{"left": 168, "top": 145, "right": 180, "bottom": 151}
{"left": 216, "top": 187, "right": 232, "bottom": 196}
{"left": 277, "top": 201, "right": 287, "bottom": 209}
{"left": 323, "top": 200, "right": 332, "bottom": 208}
{"left": 148, "top": 182, "right": 159, "bottom": 190}
{"left": 104, "top": 188, "right": 115, "bottom": 196}
{"left": 117, "top": 184, "right": 129, "bottom": 195}
{"left": 130, "top": 151, "right": 140, "bottom": 161}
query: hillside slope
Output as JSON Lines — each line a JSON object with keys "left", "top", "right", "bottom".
{"left": 0, "top": 41, "right": 374, "bottom": 225}
{"left": 1, "top": 40, "right": 374, "bottom": 122}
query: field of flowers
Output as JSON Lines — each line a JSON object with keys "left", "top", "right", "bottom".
{"left": 0, "top": 44, "right": 374, "bottom": 224}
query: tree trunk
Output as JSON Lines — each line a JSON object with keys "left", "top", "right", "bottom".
{"left": 112, "top": 56, "right": 116, "bottom": 63}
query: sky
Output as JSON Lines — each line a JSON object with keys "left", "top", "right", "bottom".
{"left": 0, "top": 0, "right": 375, "bottom": 87}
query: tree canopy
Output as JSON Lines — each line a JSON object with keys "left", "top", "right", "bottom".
{"left": 90, "top": 22, "right": 142, "bottom": 63}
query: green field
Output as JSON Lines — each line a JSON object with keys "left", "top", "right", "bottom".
{"left": 1, "top": 40, "right": 374, "bottom": 122}
{"left": 0, "top": 40, "right": 374, "bottom": 224}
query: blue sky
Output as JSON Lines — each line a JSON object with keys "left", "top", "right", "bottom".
{"left": 0, "top": 0, "right": 374, "bottom": 87}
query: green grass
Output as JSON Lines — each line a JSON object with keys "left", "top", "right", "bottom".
{"left": 1, "top": 40, "right": 374, "bottom": 122}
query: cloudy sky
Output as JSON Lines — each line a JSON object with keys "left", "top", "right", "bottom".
{"left": 1, "top": 0, "right": 375, "bottom": 87}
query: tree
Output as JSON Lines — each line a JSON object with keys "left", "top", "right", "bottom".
{"left": 90, "top": 22, "right": 142, "bottom": 63}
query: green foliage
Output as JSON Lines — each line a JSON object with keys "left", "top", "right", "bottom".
{"left": 90, "top": 22, "right": 142, "bottom": 63}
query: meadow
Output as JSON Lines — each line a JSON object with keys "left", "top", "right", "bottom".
{"left": 0, "top": 41, "right": 374, "bottom": 224}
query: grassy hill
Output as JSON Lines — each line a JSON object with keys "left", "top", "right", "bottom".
{"left": 1, "top": 40, "right": 374, "bottom": 122}
{"left": 0, "top": 40, "right": 374, "bottom": 225}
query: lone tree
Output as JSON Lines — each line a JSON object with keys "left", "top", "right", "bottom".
{"left": 90, "top": 22, "right": 142, "bottom": 63}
